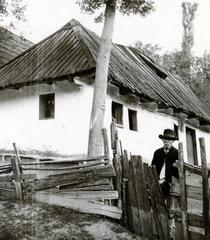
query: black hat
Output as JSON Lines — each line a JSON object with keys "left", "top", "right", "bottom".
{"left": 159, "top": 129, "right": 178, "bottom": 140}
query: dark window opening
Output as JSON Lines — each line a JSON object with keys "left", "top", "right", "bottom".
{"left": 112, "top": 102, "right": 123, "bottom": 125}
{"left": 39, "top": 93, "right": 55, "bottom": 120}
{"left": 174, "top": 124, "right": 179, "bottom": 140}
{"left": 128, "top": 109, "right": 138, "bottom": 131}
{"left": 186, "top": 127, "right": 198, "bottom": 165}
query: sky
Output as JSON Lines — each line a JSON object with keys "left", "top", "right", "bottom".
{"left": 13, "top": 0, "right": 210, "bottom": 56}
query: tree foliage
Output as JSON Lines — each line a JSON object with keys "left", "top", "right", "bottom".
{"left": 76, "top": 0, "right": 154, "bottom": 16}
{"left": 0, "top": 0, "right": 25, "bottom": 28}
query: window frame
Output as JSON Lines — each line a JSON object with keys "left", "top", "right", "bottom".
{"left": 128, "top": 109, "right": 138, "bottom": 131}
{"left": 186, "top": 127, "right": 198, "bottom": 165}
{"left": 39, "top": 93, "right": 55, "bottom": 120}
{"left": 112, "top": 101, "right": 123, "bottom": 127}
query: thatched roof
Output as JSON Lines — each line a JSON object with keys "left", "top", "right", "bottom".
{"left": 0, "top": 19, "right": 209, "bottom": 124}
{"left": 0, "top": 27, "right": 33, "bottom": 67}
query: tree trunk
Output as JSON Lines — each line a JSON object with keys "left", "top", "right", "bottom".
{"left": 88, "top": 1, "right": 116, "bottom": 157}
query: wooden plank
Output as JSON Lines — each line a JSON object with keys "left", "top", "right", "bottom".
{"left": 178, "top": 142, "right": 189, "bottom": 240}
{"left": 0, "top": 188, "right": 16, "bottom": 200}
{"left": 110, "top": 120, "right": 118, "bottom": 152}
{"left": 127, "top": 157, "right": 141, "bottom": 236}
{"left": 11, "top": 157, "right": 22, "bottom": 181}
{"left": 171, "top": 183, "right": 210, "bottom": 201}
{"left": 174, "top": 162, "right": 203, "bottom": 176}
{"left": 121, "top": 150, "right": 129, "bottom": 228}
{"left": 57, "top": 185, "right": 113, "bottom": 191}
{"left": 11, "top": 157, "right": 23, "bottom": 200}
{"left": 145, "top": 164, "right": 169, "bottom": 240}
{"left": 20, "top": 155, "right": 108, "bottom": 166}
{"left": 56, "top": 178, "right": 111, "bottom": 191}
{"left": 131, "top": 156, "right": 153, "bottom": 239}
{"left": 102, "top": 128, "right": 110, "bottom": 164}
{"left": 13, "top": 143, "right": 22, "bottom": 174}
{"left": 22, "top": 160, "right": 108, "bottom": 170}
{"left": 0, "top": 175, "right": 12, "bottom": 182}
{"left": 33, "top": 191, "right": 122, "bottom": 220}
{"left": 170, "top": 209, "right": 205, "bottom": 228}
{"left": 38, "top": 190, "right": 119, "bottom": 200}
{"left": 0, "top": 181, "right": 15, "bottom": 190}
{"left": 32, "top": 164, "right": 116, "bottom": 191}
{"left": 189, "top": 230, "right": 205, "bottom": 240}
{"left": 113, "top": 153, "right": 122, "bottom": 209}
{"left": 199, "top": 138, "right": 210, "bottom": 240}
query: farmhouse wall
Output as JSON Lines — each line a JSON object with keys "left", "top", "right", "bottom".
{"left": 0, "top": 78, "right": 209, "bottom": 165}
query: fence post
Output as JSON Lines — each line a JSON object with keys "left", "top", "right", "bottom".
{"left": 178, "top": 142, "right": 189, "bottom": 240}
{"left": 102, "top": 128, "right": 110, "bottom": 164}
{"left": 199, "top": 138, "right": 210, "bottom": 240}
{"left": 11, "top": 143, "right": 23, "bottom": 200}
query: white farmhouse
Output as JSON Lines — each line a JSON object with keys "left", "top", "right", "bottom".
{"left": 0, "top": 19, "right": 209, "bottom": 165}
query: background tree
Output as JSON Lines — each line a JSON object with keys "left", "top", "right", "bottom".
{"left": 0, "top": 0, "right": 26, "bottom": 45}
{"left": 77, "top": 0, "right": 154, "bottom": 157}
{"left": 180, "top": 2, "right": 198, "bottom": 85}
{"left": 0, "top": 0, "right": 25, "bottom": 29}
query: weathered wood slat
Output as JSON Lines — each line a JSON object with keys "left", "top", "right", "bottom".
{"left": 144, "top": 164, "right": 169, "bottom": 240}
{"left": 189, "top": 230, "right": 205, "bottom": 240}
{"left": 127, "top": 157, "right": 141, "bottom": 235}
{"left": 0, "top": 188, "right": 16, "bottom": 200}
{"left": 20, "top": 155, "right": 108, "bottom": 165}
{"left": 56, "top": 178, "right": 111, "bottom": 191}
{"left": 178, "top": 143, "right": 189, "bottom": 240}
{"left": 0, "top": 182, "right": 15, "bottom": 190}
{"left": 57, "top": 185, "right": 113, "bottom": 191}
{"left": 113, "top": 153, "right": 122, "bottom": 209}
{"left": 170, "top": 209, "right": 205, "bottom": 229}
{"left": 171, "top": 183, "right": 210, "bottom": 201}
{"left": 199, "top": 138, "right": 210, "bottom": 240}
{"left": 132, "top": 156, "right": 153, "bottom": 238}
{"left": 32, "top": 164, "right": 116, "bottom": 191}
{"left": 37, "top": 190, "right": 119, "bottom": 200}
{"left": 33, "top": 191, "right": 122, "bottom": 220}
{"left": 0, "top": 175, "right": 12, "bottom": 182}
{"left": 121, "top": 150, "right": 129, "bottom": 228}
{"left": 22, "top": 160, "right": 108, "bottom": 170}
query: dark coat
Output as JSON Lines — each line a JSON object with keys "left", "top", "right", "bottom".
{"left": 151, "top": 146, "right": 179, "bottom": 183}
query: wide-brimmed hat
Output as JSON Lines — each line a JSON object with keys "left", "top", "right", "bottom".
{"left": 159, "top": 129, "right": 178, "bottom": 140}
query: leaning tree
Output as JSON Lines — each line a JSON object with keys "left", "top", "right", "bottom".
{"left": 76, "top": 0, "right": 154, "bottom": 157}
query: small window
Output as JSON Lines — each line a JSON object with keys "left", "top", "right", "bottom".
{"left": 186, "top": 127, "right": 198, "bottom": 165}
{"left": 39, "top": 93, "right": 55, "bottom": 120}
{"left": 128, "top": 109, "right": 138, "bottom": 131}
{"left": 174, "top": 124, "right": 179, "bottom": 140}
{"left": 112, "top": 102, "right": 123, "bottom": 125}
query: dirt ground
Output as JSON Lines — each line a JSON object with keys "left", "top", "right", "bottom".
{"left": 0, "top": 200, "right": 140, "bottom": 240}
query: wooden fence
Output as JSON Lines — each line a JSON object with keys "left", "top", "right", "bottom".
{"left": 111, "top": 121, "right": 210, "bottom": 239}
{"left": 169, "top": 138, "right": 210, "bottom": 240}
{"left": 0, "top": 132, "right": 122, "bottom": 220}
{"left": 112, "top": 149, "right": 170, "bottom": 239}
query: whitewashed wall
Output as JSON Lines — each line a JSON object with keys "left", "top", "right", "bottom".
{"left": 0, "top": 80, "right": 93, "bottom": 155}
{"left": 0, "top": 79, "right": 209, "bottom": 165}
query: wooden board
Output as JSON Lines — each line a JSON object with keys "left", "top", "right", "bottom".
{"left": 127, "top": 158, "right": 141, "bottom": 235}
{"left": 131, "top": 156, "right": 153, "bottom": 239}
{"left": 33, "top": 190, "right": 122, "bottom": 220}
{"left": 0, "top": 188, "right": 16, "bottom": 200}
{"left": 171, "top": 183, "right": 210, "bottom": 201}
{"left": 56, "top": 178, "right": 112, "bottom": 191}
{"left": 144, "top": 164, "right": 169, "bottom": 240}
{"left": 32, "top": 164, "right": 116, "bottom": 191}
